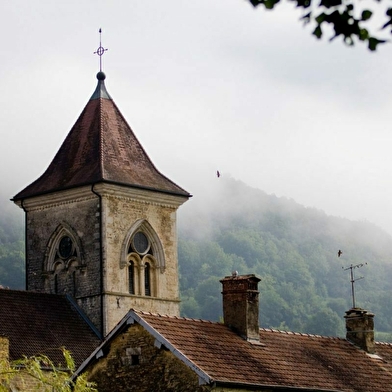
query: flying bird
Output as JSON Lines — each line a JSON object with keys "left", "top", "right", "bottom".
{"left": 338, "top": 250, "right": 343, "bottom": 257}
{"left": 217, "top": 170, "right": 220, "bottom": 178}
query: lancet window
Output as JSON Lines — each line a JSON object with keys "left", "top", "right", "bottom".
{"left": 44, "top": 224, "right": 84, "bottom": 296}
{"left": 121, "top": 220, "right": 164, "bottom": 297}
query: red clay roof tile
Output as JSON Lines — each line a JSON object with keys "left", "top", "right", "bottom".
{"left": 0, "top": 289, "right": 101, "bottom": 367}
{"left": 134, "top": 310, "right": 392, "bottom": 391}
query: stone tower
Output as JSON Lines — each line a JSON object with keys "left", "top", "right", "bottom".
{"left": 13, "top": 72, "right": 190, "bottom": 336}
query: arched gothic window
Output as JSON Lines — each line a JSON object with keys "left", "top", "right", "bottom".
{"left": 144, "top": 262, "right": 151, "bottom": 296}
{"left": 44, "top": 224, "right": 84, "bottom": 296}
{"left": 128, "top": 261, "right": 135, "bottom": 295}
{"left": 121, "top": 220, "right": 164, "bottom": 297}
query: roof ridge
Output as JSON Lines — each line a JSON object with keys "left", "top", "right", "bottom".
{"left": 101, "top": 97, "right": 189, "bottom": 195}
{"left": 259, "top": 327, "right": 345, "bottom": 340}
{"left": 98, "top": 98, "right": 105, "bottom": 179}
{"left": 376, "top": 341, "right": 392, "bottom": 346}
{"left": 134, "top": 312, "right": 350, "bottom": 337}
{"left": 134, "top": 309, "right": 219, "bottom": 324}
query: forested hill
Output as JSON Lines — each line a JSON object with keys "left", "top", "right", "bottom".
{"left": 177, "top": 176, "right": 392, "bottom": 340}
{"left": 0, "top": 199, "right": 24, "bottom": 289}
{"left": 2, "top": 178, "right": 392, "bottom": 340}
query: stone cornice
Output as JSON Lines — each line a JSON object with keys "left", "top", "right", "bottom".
{"left": 94, "top": 183, "right": 188, "bottom": 209}
{"left": 15, "top": 186, "right": 97, "bottom": 211}
{"left": 104, "top": 291, "right": 181, "bottom": 303}
{"left": 15, "top": 183, "right": 188, "bottom": 212}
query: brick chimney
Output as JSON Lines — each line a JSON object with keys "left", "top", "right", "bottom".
{"left": 220, "top": 274, "right": 261, "bottom": 342}
{"left": 345, "top": 308, "right": 375, "bottom": 353}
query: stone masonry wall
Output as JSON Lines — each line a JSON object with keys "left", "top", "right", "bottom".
{"left": 87, "top": 324, "right": 211, "bottom": 392}
{"left": 24, "top": 192, "right": 103, "bottom": 331}
{"left": 0, "top": 338, "right": 55, "bottom": 392}
{"left": 102, "top": 193, "right": 181, "bottom": 333}
{"left": 22, "top": 184, "right": 185, "bottom": 336}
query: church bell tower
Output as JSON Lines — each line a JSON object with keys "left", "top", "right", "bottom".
{"left": 13, "top": 69, "right": 190, "bottom": 336}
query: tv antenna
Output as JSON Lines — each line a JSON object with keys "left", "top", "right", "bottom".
{"left": 343, "top": 262, "right": 367, "bottom": 309}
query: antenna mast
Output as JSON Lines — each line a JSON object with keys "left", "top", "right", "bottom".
{"left": 343, "top": 262, "right": 367, "bottom": 308}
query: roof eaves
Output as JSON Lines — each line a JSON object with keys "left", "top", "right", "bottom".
{"left": 12, "top": 181, "right": 100, "bottom": 202}
{"left": 73, "top": 310, "right": 212, "bottom": 386}
{"left": 100, "top": 179, "right": 191, "bottom": 198}
{"left": 73, "top": 311, "right": 132, "bottom": 379}
{"left": 130, "top": 311, "right": 213, "bottom": 386}
{"left": 213, "top": 380, "right": 343, "bottom": 392}
{"left": 13, "top": 179, "right": 191, "bottom": 203}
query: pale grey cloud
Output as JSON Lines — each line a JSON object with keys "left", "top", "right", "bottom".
{"left": 1, "top": 0, "right": 392, "bottom": 236}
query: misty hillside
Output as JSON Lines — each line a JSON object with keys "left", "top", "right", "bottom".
{"left": 0, "top": 199, "right": 24, "bottom": 289}
{"left": 2, "top": 177, "right": 392, "bottom": 340}
{"left": 177, "top": 176, "right": 392, "bottom": 340}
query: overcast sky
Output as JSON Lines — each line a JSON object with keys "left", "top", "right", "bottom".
{"left": 2, "top": 0, "right": 392, "bottom": 235}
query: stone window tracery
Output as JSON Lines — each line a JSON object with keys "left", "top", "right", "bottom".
{"left": 128, "top": 261, "right": 135, "bottom": 295}
{"left": 44, "top": 224, "right": 84, "bottom": 295}
{"left": 144, "top": 262, "right": 151, "bottom": 296}
{"left": 121, "top": 220, "right": 164, "bottom": 297}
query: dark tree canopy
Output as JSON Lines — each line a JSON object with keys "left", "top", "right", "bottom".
{"left": 248, "top": 0, "right": 392, "bottom": 50}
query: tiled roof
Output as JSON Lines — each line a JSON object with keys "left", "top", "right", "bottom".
{"left": 13, "top": 74, "right": 190, "bottom": 200}
{"left": 133, "top": 310, "right": 392, "bottom": 391}
{"left": 0, "top": 289, "right": 101, "bottom": 367}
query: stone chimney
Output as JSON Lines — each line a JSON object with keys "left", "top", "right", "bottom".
{"left": 345, "top": 308, "right": 375, "bottom": 353}
{"left": 220, "top": 274, "right": 261, "bottom": 341}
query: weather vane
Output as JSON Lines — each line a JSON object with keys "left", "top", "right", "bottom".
{"left": 94, "top": 28, "right": 108, "bottom": 72}
{"left": 342, "top": 261, "right": 367, "bottom": 309}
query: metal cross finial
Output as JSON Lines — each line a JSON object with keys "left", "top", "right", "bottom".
{"left": 342, "top": 262, "right": 367, "bottom": 308}
{"left": 94, "top": 28, "right": 108, "bottom": 72}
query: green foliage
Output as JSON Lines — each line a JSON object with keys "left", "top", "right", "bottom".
{"left": 178, "top": 177, "right": 392, "bottom": 339}
{"left": 248, "top": 0, "right": 390, "bottom": 50}
{"left": 0, "top": 241, "right": 24, "bottom": 289}
{"left": 0, "top": 348, "right": 96, "bottom": 392}
{"left": 304, "top": 308, "right": 344, "bottom": 336}
{"left": 0, "top": 200, "right": 24, "bottom": 289}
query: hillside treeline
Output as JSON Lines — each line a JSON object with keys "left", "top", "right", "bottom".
{"left": 178, "top": 177, "right": 392, "bottom": 340}
{"left": 2, "top": 179, "right": 392, "bottom": 340}
{"left": 0, "top": 199, "right": 24, "bottom": 289}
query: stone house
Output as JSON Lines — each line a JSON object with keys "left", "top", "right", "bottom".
{"left": 1, "top": 69, "right": 392, "bottom": 391}
{"left": 75, "top": 275, "right": 392, "bottom": 391}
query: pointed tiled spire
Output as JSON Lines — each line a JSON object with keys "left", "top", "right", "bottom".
{"left": 14, "top": 74, "right": 189, "bottom": 200}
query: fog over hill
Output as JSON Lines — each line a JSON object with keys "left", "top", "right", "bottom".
{"left": 177, "top": 175, "right": 392, "bottom": 339}
{"left": 179, "top": 174, "right": 392, "bottom": 256}
{"left": 1, "top": 176, "right": 392, "bottom": 339}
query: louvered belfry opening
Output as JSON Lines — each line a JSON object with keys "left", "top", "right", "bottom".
{"left": 220, "top": 274, "right": 261, "bottom": 342}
